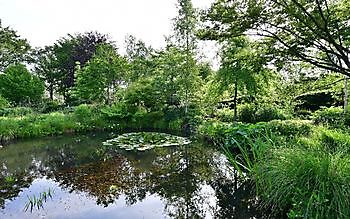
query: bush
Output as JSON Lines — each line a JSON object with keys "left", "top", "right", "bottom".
{"left": 266, "top": 120, "right": 312, "bottom": 137}
{"left": 317, "top": 128, "right": 350, "bottom": 154}
{"left": 39, "top": 99, "right": 64, "bottom": 113}
{"left": 198, "top": 121, "right": 267, "bottom": 149}
{"left": 0, "top": 64, "right": 44, "bottom": 105}
{"left": 215, "top": 108, "right": 236, "bottom": 122}
{"left": 0, "top": 95, "right": 9, "bottom": 109}
{"left": 73, "top": 104, "right": 101, "bottom": 131}
{"left": 0, "top": 107, "right": 34, "bottom": 117}
{"left": 313, "top": 107, "right": 350, "bottom": 128}
{"left": 238, "top": 104, "right": 288, "bottom": 123}
{"left": 238, "top": 104, "right": 256, "bottom": 123}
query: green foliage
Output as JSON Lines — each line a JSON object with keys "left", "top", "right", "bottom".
{"left": 295, "top": 90, "right": 339, "bottom": 111}
{"left": 257, "top": 148, "right": 350, "bottom": 219}
{"left": 215, "top": 108, "right": 236, "bottom": 122}
{"left": 317, "top": 128, "right": 350, "bottom": 154}
{"left": 198, "top": 121, "right": 267, "bottom": 149}
{"left": 0, "top": 64, "right": 44, "bottom": 105}
{"left": 0, "top": 20, "right": 31, "bottom": 71}
{"left": 39, "top": 99, "right": 63, "bottom": 114}
{"left": 266, "top": 120, "right": 312, "bottom": 137}
{"left": 0, "top": 95, "right": 9, "bottom": 109}
{"left": 51, "top": 32, "right": 114, "bottom": 102}
{"left": 313, "top": 107, "right": 350, "bottom": 128}
{"left": 0, "top": 107, "right": 33, "bottom": 117}
{"left": 200, "top": 0, "right": 350, "bottom": 77}
{"left": 74, "top": 44, "right": 128, "bottom": 104}
{"left": 203, "top": 120, "right": 350, "bottom": 218}
{"left": 238, "top": 104, "right": 288, "bottom": 123}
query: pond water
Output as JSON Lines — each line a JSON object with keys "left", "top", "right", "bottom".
{"left": 0, "top": 132, "right": 259, "bottom": 219}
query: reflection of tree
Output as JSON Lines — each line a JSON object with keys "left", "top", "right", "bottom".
{"left": 48, "top": 144, "right": 223, "bottom": 218}
{"left": 210, "top": 178, "right": 261, "bottom": 219}
{"left": 0, "top": 135, "right": 265, "bottom": 218}
{"left": 0, "top": 173, "right": 33, "bottom": 208}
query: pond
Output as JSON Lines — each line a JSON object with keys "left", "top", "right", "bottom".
{"left": 0, "top": 132, "right": 260, "bottom": 219}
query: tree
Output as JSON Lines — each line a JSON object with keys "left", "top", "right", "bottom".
{"left": 0, "top": 20, "right": 31, "bottom": 72}
{"left": 200, "top": 0, "right": 350, "bottom": 77}
{"left": 73, "top": 44, "right": 128, "bottom": 104}
{"left": 172, "top": 0, "right": 200, "bottom": 115}
{"left": 33, "top": 46, "right": 60, "bottom": 100}
{"left": 156, "top": 46, "right": 200, "bottom": 110}
{"left": 124, "top": 35, "right": 154, "bottom": 82}
{"left": 216, "top": 37, "right": 268, "bottom": 121}
{"left": 52, "top": 32, "right": 114, "bottom": 103}
{"left": 0, "top": 64, "right": 44, "bottom": 105}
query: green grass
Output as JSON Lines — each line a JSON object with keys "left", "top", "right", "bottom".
{"left": 200, "top": 119, "right": 350, "bottom": 218}
{"left": 256, "top": 147, "right": 350, "bottom": 218}
{"left": 0, "top": 104, "right": 185, "bottom": 142}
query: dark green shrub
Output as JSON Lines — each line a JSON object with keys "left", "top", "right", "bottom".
{"left": 266, "top": 120, "right": 312, "bottom": 137}
{"left": 294, "top": 90, "right": 338, "bottom": 111}
{"left": 313, "top": 107, "right": 350, "bottom": 128}
{"left": 0, "top": 95, "right": 9, "bottom": 109}
{"left": 216, "top": 108, "right": 236, "bottom": 122}
{"left": 238, "top": 104, "right": 256, "bottom": 123}
{"left": 294, "top": 109, "right": 313, "bottom": 119}
{"left": 0, "top": 107, "right": 34, "bottom": 117}
{"left": 238, "top": 104, "right": 288, "bottom": 123}
{"left": 255, "top": 106, "right": 287, "bottom": 122}
{"left": 39, "top": 99, "right": 63, "bottom": 113}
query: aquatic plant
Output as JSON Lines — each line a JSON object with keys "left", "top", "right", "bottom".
{"left": 103, "top": 132, "right": 191, "bottom": 151}
{"left": 24, "top": 188, "right": 54, "bottom": 212}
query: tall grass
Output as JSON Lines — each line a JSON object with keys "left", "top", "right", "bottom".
{"left": 256, "top": 148, "right": 350, "bottom": 218}
{"left": 205, "top": 120, "right": 350, "bottom": 218}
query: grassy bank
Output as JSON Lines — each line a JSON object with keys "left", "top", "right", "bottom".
{"left": 0, "top": 104, "right": 185, "bottom": 143}
{"left": 198, "top": 117, "right": 350, "bottom": 218}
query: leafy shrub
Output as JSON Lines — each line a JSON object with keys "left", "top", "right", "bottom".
{"left": 317, "top": 128, "right": 350, "bottom": 154}
{"left": 101, "top": 102, "right": 133, "bottom": 121}
{"left": 266, "top": 120, "right": 312, "bottom": 137}
{"left": 73, "top": 104, "right": 101, "bottom": 130}
{"left": 238, "top": 104, "right": 288, "bottom": 123}
{"left": 216, "top": 108, "right": 236, "bottom": 122}
{"left": 313, "top": 107, "right": 350, "bottom": 128}
{"left": 198, "top": 121, "right": 267, "bottom": 149}
{"left": 0, "top": 107, "right": 34, "bottom": 117}
{"left": 39, "top": 99, "right": 63, "bottom": 113}
{"left": 0, "top": 64, "right": 44, "bottom": 105}
{"left": 238, "top": 104, "right": 256, "bottom": 123}
{"left": 0, "top": 95, "right": 9, "bottom": 109}
{"left": 294, "top": 109, "right": 313, "bottom": 119}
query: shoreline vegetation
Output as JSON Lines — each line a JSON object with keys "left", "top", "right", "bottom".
{"left": 2, "top": 0, "right": 350, "bottom": 217}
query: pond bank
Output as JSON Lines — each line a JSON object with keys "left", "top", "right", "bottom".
{"left": 0, "top": 105, "right": 186, "bottom": 145}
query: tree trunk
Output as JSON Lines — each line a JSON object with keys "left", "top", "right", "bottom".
{"left": 233, "top": 76, "right": 238, "bottom": 122}
{"left": 344, "top": 76, "right": 349, "bottom": 112}
{"left": 49, "top": 84, "right": 54, "bottom": 100}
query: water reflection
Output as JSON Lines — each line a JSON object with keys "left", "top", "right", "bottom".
{"left": 0, "top": 133, "right": 261, "bottom": 218}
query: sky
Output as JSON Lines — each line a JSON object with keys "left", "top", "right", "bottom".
{"left": 0, "top": 0, "right": 215, "bottom": 52}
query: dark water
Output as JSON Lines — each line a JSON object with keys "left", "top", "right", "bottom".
{"left": 0, "top": 132, "right": 259, "bottom": 219}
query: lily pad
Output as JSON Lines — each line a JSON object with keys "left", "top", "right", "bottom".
{"left": 103, "top": 132, "right": 191, "bottom": 151}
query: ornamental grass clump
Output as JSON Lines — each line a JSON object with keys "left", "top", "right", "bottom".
{"left": 256, "top": 147, "right": 350, "bottom": 218}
